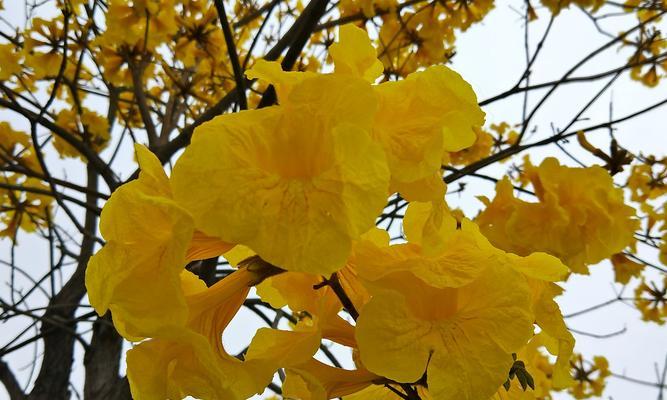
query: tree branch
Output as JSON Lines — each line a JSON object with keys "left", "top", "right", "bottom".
{"left": 83, "top": 315, "right": 127, "bottom": 400}
{"left": 0, "top": 360, "right": 25, "bottom": 400}
{"left": 214, "top": 0, "right": 248, "bottom": 110}
{"left": 27, "top": 165, "right": 99, "bottom": 400}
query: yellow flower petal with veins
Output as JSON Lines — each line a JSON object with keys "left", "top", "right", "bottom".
{"left": 373, "top": 65, "right": 484, "bottom": 201}
{"left": 87, "top": 145, "right": 234, "bottom": 340}
{"left": 186, "top": 230, "right": 235, "bottom": 262}
{"left": 356, "top": 265, "right": 533, "bottom": 400}
{"left": 86, "top": 145, "right": 193, "bottom": 340}
{"left": 171, "top": 75, "right": 389, "bottom": 274}
{"left": 329, "top": 24, "right": 384, "bottom": 82}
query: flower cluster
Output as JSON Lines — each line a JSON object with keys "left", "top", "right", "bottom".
{"left": 85, "top": 25, "right": 643, "bottom": 400}
{"left": 0, "top": 122, "right": 52, "bottom": 240}
{"left": 476, "top": 157, "right": 638, "bottom": 274}
{"left": 568, "top": 354, "right": 611, "bottom": 399}
{"left": 634, "top": 276, "right": 667, "bottom": 324}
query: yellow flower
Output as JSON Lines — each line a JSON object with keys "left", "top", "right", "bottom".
{"left": 52, "top": 108, "right": 110, "bottom": 159}
{"left": 86, "top": 145, "right": 195, "bottom": 339}
{"left": 86, "top": 145, "right": 233, "bottom": 340}
{"left": 247, "top": 26, "right": 484, "bottom": 203}
{"left": 126, "top": 264, "right": 315, "bottom": 400}
{"left": 0, "top": 177, "right": 53, "bottom": 240}
{"left": 0, "top": 44, "right": 22, "bottom": 80}
{"left": 477, "top": 158, "right": 638, "bottom": 274}
{"left": 627, "top": 163, "right": 667, "bottom": 202}
{"left": 126, "top": 329, "right": 240, "bottom": 400}
{"left": 373, "top": 65, "right": 485, "bottom": 201}
{"left": 22, "top": 17, "right": 67, "bottom": 79}
{"left": 171, "top": 74, "right": 389, "bottom": 275}
{"left": 569, "top": 354, "right": 611, "bottom": 399}
{"left": 0, "top": 122, "right": 30, "bottom": 157}
{"left": 173, "top": 4, "right": 224, "bottom": 68}
{"left": 354, "top": 202, "right": 570, "bottom": 400}
{"left": 355, "top": 263, "right": 534, "bottom": 400}
{"left": 376, "top": 10, "right": 457, "bottom": 77}
{"left": 634, "top": 276, "right": 667, "bottom": 324}
{"left": 100, "top": 0, "right": 178, "bottom": 50}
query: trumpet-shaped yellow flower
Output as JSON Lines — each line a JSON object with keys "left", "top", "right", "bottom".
{"left": 22, "top": 17, "right": 66, "bottom": 80}
{"left": 127, "top": 265, "right": 319, "bottom": 400}
{"left": 86, "top": 145, "right": 195, "bottom": 339}
{"left": 171, "top": 74, "right": 390, "bottom": 275}
{"left": 99, "top": 0, "right": 178, "bottom": 50}
{"left": 86, "top": 145, "right": 233, "bottom": 340}
{"left": 627, "top": 163, "right": 667, "bottom": 202}
{"left": 127, "top": 329, "right": 240, "bottom": 400}
{"left": 355, "top": 265, "right": 534, "bottom": 400}
{"left": 477, "top": 158, "right": 638, "bottom": 273}
{"left": 247, "top": 26, "right": 482, "bottom": 203}
{"left": 373, "top": 65, "right": 485, "bottom": 200}
{"left": 354, "top": 202, "right": 570, "bottom": 400}
{"left": 0, "top": 177, "right": 53, "bottom": 239}
{"left": 412, "top": 202, "right": 575, "bottom": 390}
{"left": 403, "top": 202, "right": 573, "bottom": 388}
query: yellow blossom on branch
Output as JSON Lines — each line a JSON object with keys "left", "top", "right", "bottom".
{"left": 477, "top": 157, "right": 638, "bottom": 274}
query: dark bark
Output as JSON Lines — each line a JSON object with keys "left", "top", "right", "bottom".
{"left": 27, "top": 165, "right": 98, "bottom": 400}
{"left": 83, "top": 315, "right": 126, "bottom": 400}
